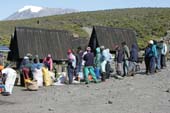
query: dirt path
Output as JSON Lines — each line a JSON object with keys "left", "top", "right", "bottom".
{"left": 0, "top": 63, "right": 170, "bottom": 113}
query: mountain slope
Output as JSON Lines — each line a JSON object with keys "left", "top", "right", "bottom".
{"left": 1, "top": 8, "right": 170, "bottom": 48}
{"left": 6, "top": 5, "right": 78, "bottom": 20}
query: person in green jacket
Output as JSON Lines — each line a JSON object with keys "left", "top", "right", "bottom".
{"left": 94, "top": 47, "right": 101, "bottom": 79}
{"left": 122, "top": 42, "right": 130, "bottom": 76}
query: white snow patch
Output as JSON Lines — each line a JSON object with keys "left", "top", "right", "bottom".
{"left": 18, "top": 5, "right": 43, "bottom": 13}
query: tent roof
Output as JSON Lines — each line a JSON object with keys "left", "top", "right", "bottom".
{"left": 89, "top": 26, "right": 138, "bottom": 52}
{"left": 8, "top": 27, "right": 73, "bottom": 61}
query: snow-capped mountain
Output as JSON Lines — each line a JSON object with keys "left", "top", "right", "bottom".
{"left": 5, "top": 5, "right": 78, "bottom": 20}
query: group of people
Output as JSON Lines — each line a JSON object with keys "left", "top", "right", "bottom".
{"left": 144, "top": 40, "right": 168, "bottom": 74}
{"left": 0, "top": 53, "right": 55, "bottom": 96}
{"left": 20, "top": 53, "right": 54, "bottom": 87}
{"left": 0, "top": 39, "right": 169, "bottom": 96}
{"left": 114, "top": 42, "right": 139, "bottom": 78}
{"left": 67, "top": 46, "right": 113, "bottom": 84}
{"left": 66, "top": 41, "right": 139, "bottom": 84}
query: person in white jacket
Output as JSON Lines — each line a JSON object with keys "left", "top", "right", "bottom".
{"left": 160, "top": 40, "right": 167, "bottom": 68}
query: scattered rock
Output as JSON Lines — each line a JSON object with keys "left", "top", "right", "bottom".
{"left": 67, "top": 91, "right": 71, "bottom": 94}
{"left": 86, "top": 85, "right": 89, "bottom": 88}
{"left": 165, "top": 88, "right": 170, "bottom": 93}
{"left": 129, "top": 87, "right": 134, "bottom": 91}
{"left": 108, "top": 100, "right": 113, "bottom": 104}
{"left": 48, "top": 108, "right": 54, "bottom": 111}
{"left": 95, "top": 88, "right": 99, "bottom": 90}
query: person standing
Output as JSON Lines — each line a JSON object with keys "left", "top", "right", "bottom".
{"left": 94, "top": 47, "right": 101, "bottom": 79}
{"left": 160, "top": 40, "right": 167, "bottom": 69}
{"left": 155, "top": 41, "right": 162, "bottom": 71}
{"left": 129, "top": 43, "right": 138, "bottom": 76}
{"left": 75, "top": 47, "right": 83, "bottom": 80}
{"left": 105, "top": 48, "right": 113, "bottom": 79}
{"left": 144, "top": 42, "right": 152, "bottom": 75}
{"left": 43, "top": 54, "right": 53, "bottom": 71}
{"left": 122, "top": 42, "right": 130, "bottom": 76}
{"left": 83, "top": 47, "right": 98, "bottom": 84}
{"left": 115, "top": 46, "right": 123, "bottom": 76}
{"left": 100, "top": 46, "right": 107, "bottom": 81}
{"left": 149, "top": 40, "right": 157, "bottom": 74}
{"left": 67, "top": 49, "right": 76, "bottom": 84}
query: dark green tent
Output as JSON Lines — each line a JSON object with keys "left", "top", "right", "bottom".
{"left": 88, "top": 26, "right": 138, "bottom": 52}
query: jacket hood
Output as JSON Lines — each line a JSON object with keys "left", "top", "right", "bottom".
{"left": 96, "top": 47, "right": 101, "bottom": 53}
{"left": 132, "top": 43, "right": 137, "bottom": 49}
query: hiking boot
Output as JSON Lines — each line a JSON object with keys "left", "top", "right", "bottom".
{"left": 2, "top": 92, "right": 10, "bottom": 96}
{"left": 94, "top": 80, "right": 99, "bottom": 83}
{"left": 85, "top": 81, "right": 89, "bottom": 84}
{"left": 101, "top": 72, "right": 106, "bottom": 82}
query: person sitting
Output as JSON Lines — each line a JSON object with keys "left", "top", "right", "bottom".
{"left": 20, "top": 56, "right": 33, "bottom": 86}
{"left": 43, "top": 54, "right": 53, "bottom": 71}
{"left": 31, "top": 58, "right": 43, "bottom": 87}
{"left": 0, "top": 69, "right": 5, "bottom": 94}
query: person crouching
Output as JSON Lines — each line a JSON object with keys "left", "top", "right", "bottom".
{"left": 1, "top": 65, "right": 17, "bottom": 96}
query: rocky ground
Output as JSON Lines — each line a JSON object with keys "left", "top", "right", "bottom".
{"left": 0, "top": 62, "right": 170, "bottom": 113}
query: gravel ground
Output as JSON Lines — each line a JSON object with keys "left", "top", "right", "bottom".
{"left": 0, "top": 62, "right": 170, "bottom": 113}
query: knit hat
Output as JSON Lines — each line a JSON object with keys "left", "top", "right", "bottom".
{"left": 47, "top": 54, "right": 51, "bottom": 58}
{"left": 24, "top": 56, "right": 29, "bottom": 59}
{"left": 100, "top": 45, "right": 105, "bottom": 49}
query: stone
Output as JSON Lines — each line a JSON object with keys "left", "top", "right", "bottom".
{"left": 108, "top": 100, "right": 113, "bottom": 104}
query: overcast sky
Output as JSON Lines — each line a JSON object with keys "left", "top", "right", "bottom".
{"left": 0, "top": 0, "right": 170, "bottom": 20}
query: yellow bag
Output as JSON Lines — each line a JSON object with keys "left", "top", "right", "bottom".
{"left": 42, "top": 67, "right": 52, "bottom": 86}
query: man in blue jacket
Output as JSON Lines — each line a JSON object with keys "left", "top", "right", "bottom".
{"left": 128, "top": 43, "right": 138, "bottom": 76}
{"left": 149, "top": 40, "right": 157, "bottom": 74}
